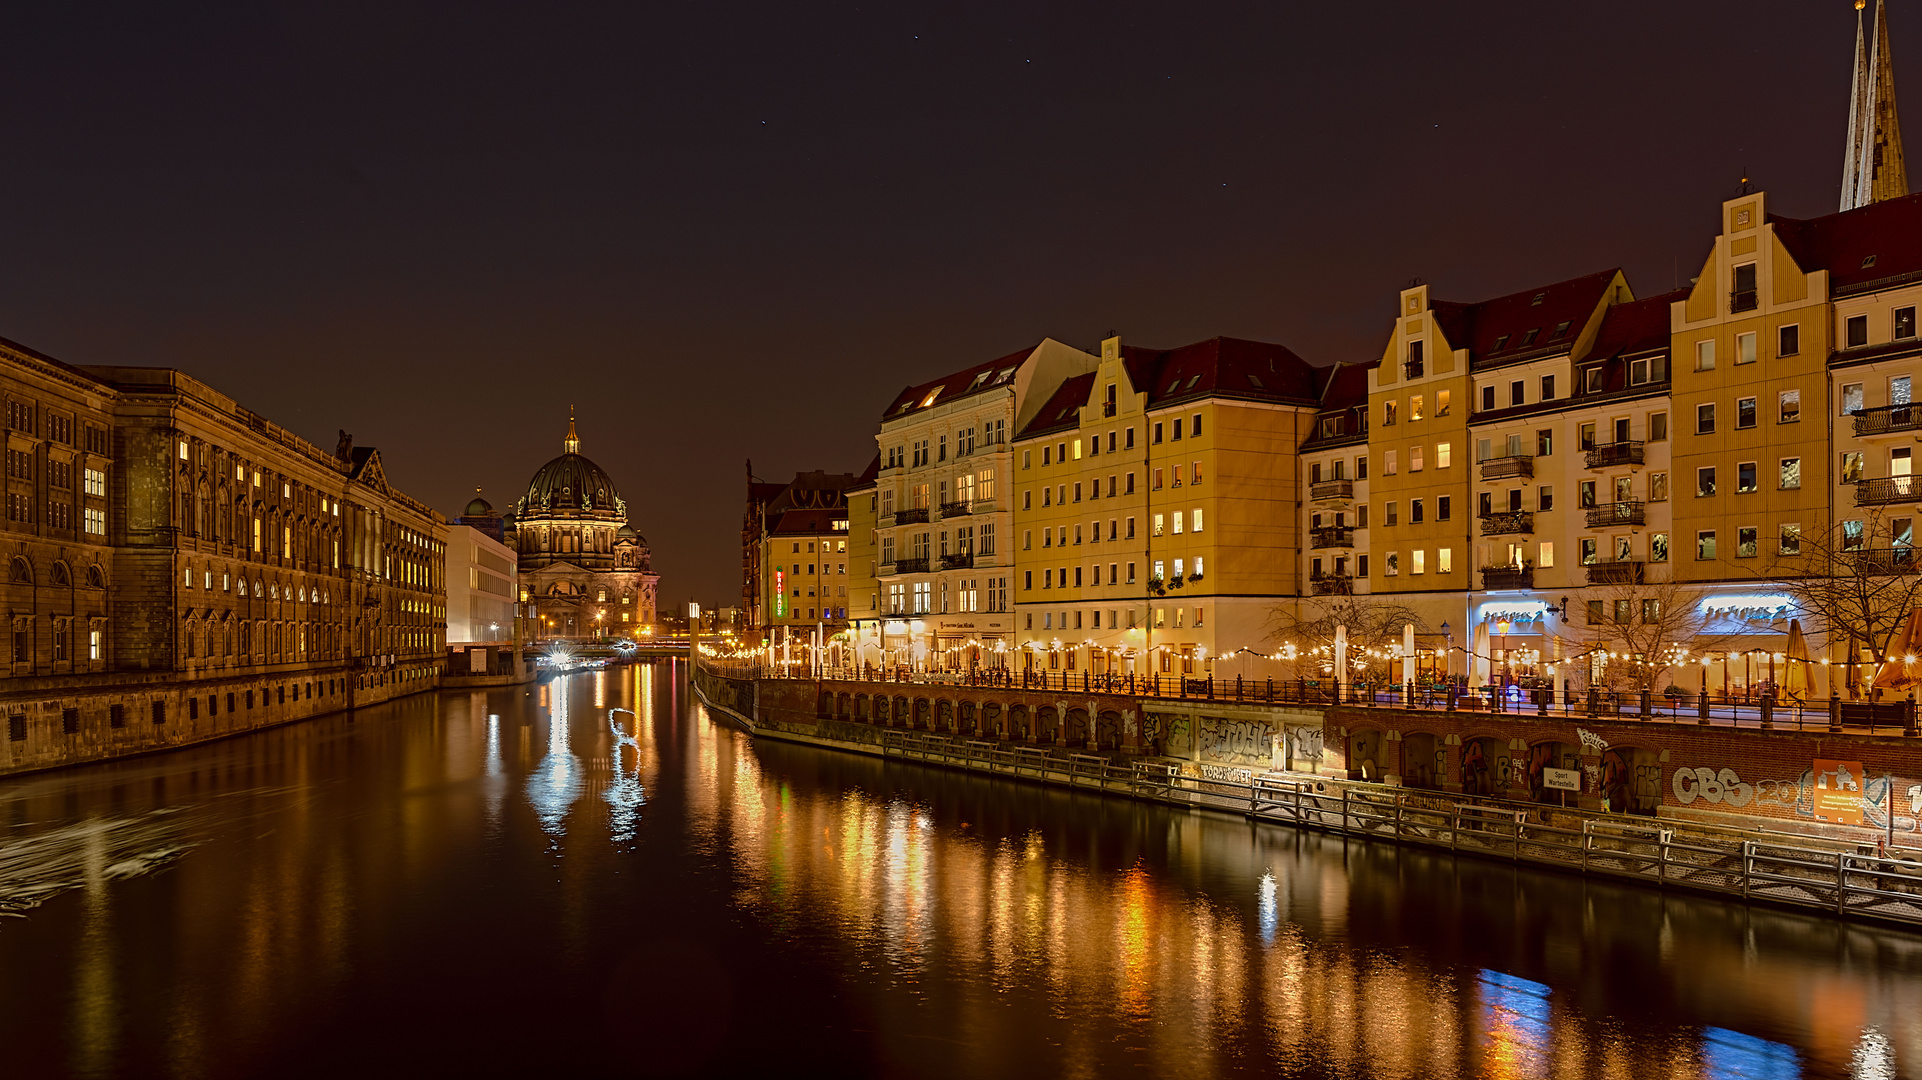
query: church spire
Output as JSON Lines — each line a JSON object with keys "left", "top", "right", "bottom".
{"left": 563, "top": 409, "right": 580, "bottom": 454}
{"left": 1843, "top": 0, "right": 1909, "bottom": 210}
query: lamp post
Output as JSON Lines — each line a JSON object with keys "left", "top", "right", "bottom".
{"left": 1496, "top": 619, "right": 1513, "bottom": 688}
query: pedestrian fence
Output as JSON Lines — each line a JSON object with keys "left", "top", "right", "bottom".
{"left": 705, "top": 661, "right": 1916, "bottom": 736}
{"left": 879, "top": 729, "right": 1922, "bottom": 926}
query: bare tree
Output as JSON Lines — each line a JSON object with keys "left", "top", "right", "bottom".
{"left": 1266, "top": 595, "right": 1428, "bottom": 682}
{"left": 1572, "top": 576, "right": 1729, "bottom": 695}
{"left": 1768, "top": 511, "right": 1922, "bottom": 698}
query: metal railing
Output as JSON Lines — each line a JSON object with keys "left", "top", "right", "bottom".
{"left": 868, "top": 728, "right": 1922, "bottom": 927}
{"left": 1729, "top": 288, "right": 1758, "bottom": 314}
{"left": 1585, "top": 441, "right": 1645, "bottom": 469}
{"left": 890, "top": 508, "right": 930, "bottom": 525}
{"left": 1309, "top": 526, "right": 1354, "bottom": 549}
{"left": 1855, "top": 547, "right": 1922, "bottom": 574}
{"left": 939, "top": 552, "right": 973, "bottom": 570}
{"left": 1481, "top": 566, "right": 1533, "bottom": 590}
{"left": 1586, "top": 559, "right": 1645, "bottom": 585}
{"left": 1853, "top": 404, "right": 1922, "bottom": 437}
{"left": 1856, "top": 477, "right": 1922, "bottom": 506}
{"left": 938, "top": 500, "right": 972, "bottom": 517}
{"left": 889, "top": 557, "right": 930, "bottom": 574}
{"left": 1586, "top": 500, "right": 1646, "bottom": 528}
{"left": 1309, "top": 572, "right": 1354, "bottom": 595}
{"left": 1479, "top": 455, "right": 1533, "bottom": 481}
{"left": 1478, "top": 510, "right": 1533, "bottom": 536}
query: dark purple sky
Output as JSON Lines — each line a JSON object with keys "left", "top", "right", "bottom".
{"left": 0, "top": 1, "right": 1884, "bottom": 607}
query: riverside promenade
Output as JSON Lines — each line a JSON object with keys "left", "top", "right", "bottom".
{"left": 695, "top": 662, "right": 1922, "bottom": 927}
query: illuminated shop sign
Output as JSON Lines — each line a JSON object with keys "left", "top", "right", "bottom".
{"left": 1480, "top": 601, "right": 1548, "bottom": 622}
{"left": 775, "top": 570, "right": 785, "bottom": 618}
{"left": 1699, "top": 594, "right": 1793, "bottom": 620}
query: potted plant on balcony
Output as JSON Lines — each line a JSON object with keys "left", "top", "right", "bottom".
{"left": 1147, "top": 577, "right": 1166, "bottom": 595}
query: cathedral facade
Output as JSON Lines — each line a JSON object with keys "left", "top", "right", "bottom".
{"left": 506, "top": 417, "right": 658, "bottom": 640}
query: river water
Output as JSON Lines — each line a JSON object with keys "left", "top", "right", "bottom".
{"left": 0, "top": 662, "right": 1918, "bottom": 1078}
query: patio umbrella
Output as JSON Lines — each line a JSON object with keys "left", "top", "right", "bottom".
{"left": 1871, "top": 609, "right": 1922, "bottom": 690}
{"left": 1784, "top": 619, "right": 1810, "bottom": 699}
{"left": 1472, "top": 622, "right": 1491, "bottom": 686}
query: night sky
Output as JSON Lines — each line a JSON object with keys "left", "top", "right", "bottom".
{"left": 0, "top": 2, "right": 1886, "bottom": 607}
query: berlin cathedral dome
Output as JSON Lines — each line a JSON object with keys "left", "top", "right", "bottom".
{"left": 507, "top": 415, "right": 658, "bottom": 639}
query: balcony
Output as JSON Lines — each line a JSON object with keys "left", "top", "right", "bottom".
{"left": 1585, "top": 441, "right": 1645, "bottom": 469}
{"left": 1478, "top": 511, "right": 1534, "bottom": 536}
{"left": 1309, "top": 526, "right": 1354, "bottom": 549}
{"left": 1481, "top": 567, "right": 1534, "bottom": 590}
{"left": 1586, "top": 500, "right": 1646, "bottom": 528}
{"left": 1729, "top": 288, "right": 1758, "bottom": 314}
{"left": 890, "top": 507, "right": 929, "bottom": 525}
{"left": 890, "top": 557, "right": 930, "bottom": 574}
{"left": 1309, "top": 478, "right": 1355, "bottom": 501}
{"left": 938, "top": 500, "right": 972, "bottom": 517}
{"left": 940, "top": 552, "right": 973, "bottom": 570}
{"left": 1403, "top": 359, "right": 1425, "bottom": 380}
{"left": 1854, "top": 547, "right": 1922, "bottom": 574}
{"left": 1480, "top": 455, "right": 1533, "bottom": 481}
{"left": 1586, "top": 560, "right": 1645, "bottom": 585}
{"left": 1309, "top": 572, "right": 1354, "bottom": 595}
{"left": 1856, "top": 477, "right": 1922, "bottom": 506}
{"left": 1853, "top": 404, "right": 1922, "bottom": 438}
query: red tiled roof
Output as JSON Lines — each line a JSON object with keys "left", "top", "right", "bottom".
{"left": 1120, "top": 337, "right": 1323, "bottom": 407}
{"left": 1429, "top": 269, "right": 1621, "bottom": 362}
{"left": 1016, "top": 372, "right": 1097, "bottom": 439}
{"left": 1315, "top": 360, "right": 1375, "bottom": 411}
{"left": 1587, "top": 289, "right": 1686, "bottom": 359}
{"left": 879, "top": 346, "right": 1031, "bottom": 421}
{"left": 1771, "top": 191, "right": 1922, "bottom": 294}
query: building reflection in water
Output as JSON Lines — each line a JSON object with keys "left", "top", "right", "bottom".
{"left": 524, "top": 673, "right": 582, "bottom": 841}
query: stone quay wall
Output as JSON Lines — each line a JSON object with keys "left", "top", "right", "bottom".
{"left": 699, "top": 670, "right": 1922, "bottom": 846}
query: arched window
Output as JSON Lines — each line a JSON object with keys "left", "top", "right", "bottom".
{"left": 50, "top": 562, "right": 69, "bottom": 587}
{"left": 9, "top": 557, "right": 31, "bottom": 584}
{"left": 85, "top": 564, "right": 105, "bottom": 589}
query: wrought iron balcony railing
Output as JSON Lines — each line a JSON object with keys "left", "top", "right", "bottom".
{"left": 940, "top": 552, "right": 973, "bottom": 570}
{"left": 1585, "top": 441, "right": 1645, "bottom": 469}
{"left": 1586, "top": 560, "right": 1645, "bottom": 585}
{"left": 1853, "top": 405, "right": 1922, "bottom": 437}
{"left": 1855, "top": 476, "right": 1922, "bottom": 506}
{"left": 1309, "top": 526, "right": 1354, "bottom": 549}
{"left": 1854, "top": 547, "right": 1922, "bottom": 574}
{"left": 1586, "top": 500, "right": 1646, "bottom": 528}
{"left": 1479, "top": 455, "right": 1533, "bottom": 481}
{"left": 890, "top": 507, "right": 930, "bottom": 525}
{"left": 1309, "top": 572, "right": 1354, "bottom": 595}
{"left": 889, "top": 557, "right": 930, "bottom": 574}
{"left": 937, "top": 500, "right": 972, "bottom": 517}
{"left": 1478, "top": 511, "right": 1534, "bottom": 536}
{"left": 1481, "top": 567, "right": 1533, "bottom": 590}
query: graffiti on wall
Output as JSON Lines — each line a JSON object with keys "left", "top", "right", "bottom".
{"left": 1285, "top": 726, "right": 1324, "bottom": 764}
{"left": 1165, "top": 716, "right": 1190, "bottom": 756}
{"left": 1673, "top": 765, "right": 1920, "bottom": 832}
{"left": 1196, "top": 717, "right": 1276, "bottom": 767}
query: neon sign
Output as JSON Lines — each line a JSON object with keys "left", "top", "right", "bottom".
{"left": 775, "top": 570, "right": 785, "bottom": 618}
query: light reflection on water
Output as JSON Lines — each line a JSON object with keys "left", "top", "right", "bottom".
{"left": 1, "top": 666, "right": 1921, "bottom": 1077}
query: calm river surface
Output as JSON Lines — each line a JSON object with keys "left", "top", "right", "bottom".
{"left": 1, "top": 662, "right": 1919, "bottom": 1078}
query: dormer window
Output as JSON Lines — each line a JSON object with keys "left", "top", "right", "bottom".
{"left": 920, "top": 387, "right": 943, "bottom": 407}
{"left": 1492, "top": 334, "right": 1509, "bottom": 351}
{"left": 1551, "top": 321, "right": 1570, "bottom": 339}
{"left": 1863, "top": 255, "right": 1879, "bottom": 269}
{"left": 1247, "top": 374, "right": 1265, "bottom": 389}
{"left": 1520, "top": 329, "right": 1539, "bottom": 346}
{"left": 1530, "top": 292, "right": 1545, "bottom": 306}
{"left": 1184, "top": 375, "right": 1201, "bottom": 390}
{"left": 967, "top": 372, "right": 991, "bottom": 391}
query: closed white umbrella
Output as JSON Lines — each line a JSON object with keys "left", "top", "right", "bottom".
{"left": 1473, "top": 622, "right": 1491, "bottom": 686}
